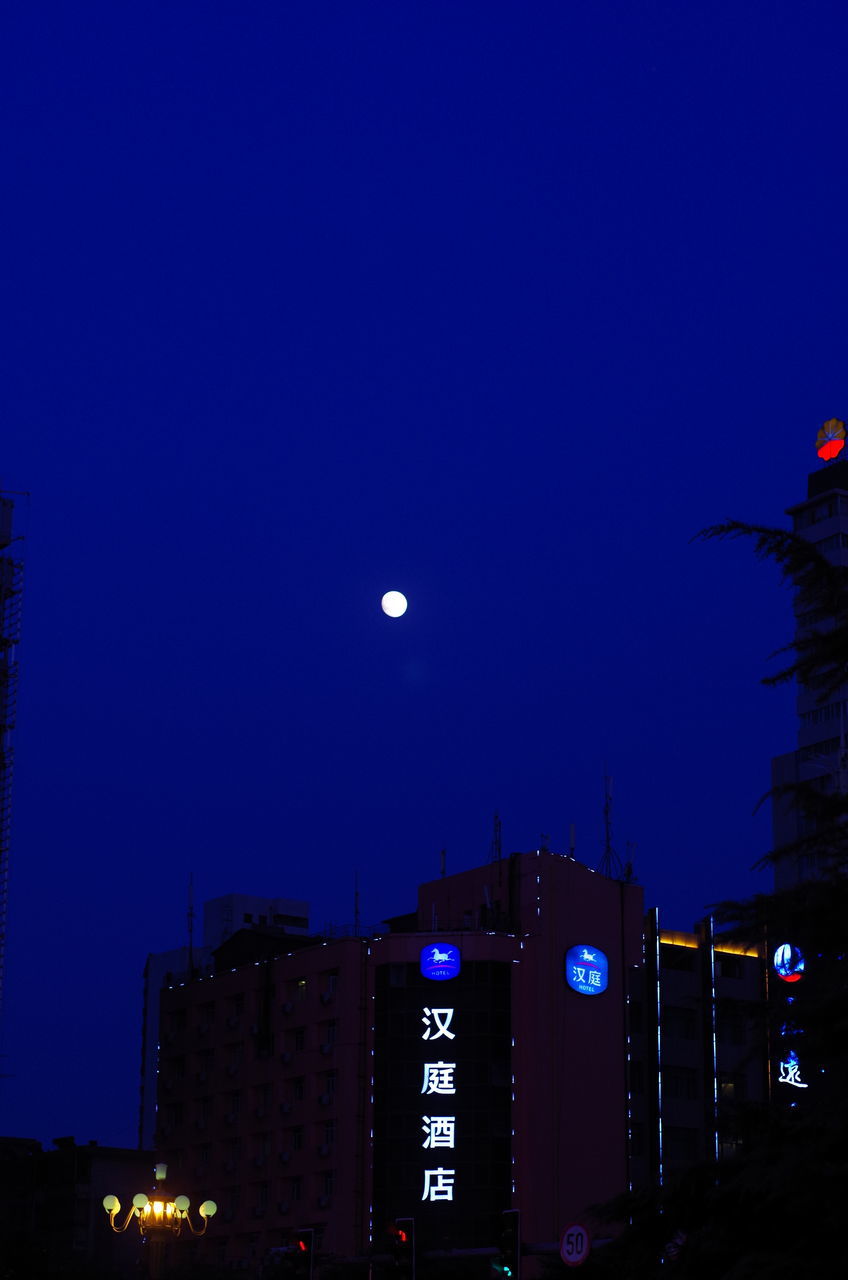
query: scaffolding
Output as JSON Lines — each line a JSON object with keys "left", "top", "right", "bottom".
{"left": 0, "top": 495, "right": 23, "bottom": 1018}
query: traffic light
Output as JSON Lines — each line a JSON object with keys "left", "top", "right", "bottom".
{"left": 494, "top": 1210, "right": 520, "bottom": 1280}
{"left": 293, "top": 1228, "right": 314, "bottom": 1280}
{"left": 389, "top": 1218, "right": 415, "bottom": 1280}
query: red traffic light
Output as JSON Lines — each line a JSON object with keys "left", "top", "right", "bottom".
{"left": 296, "top": 1239, "right": 309, "bottom": 1253}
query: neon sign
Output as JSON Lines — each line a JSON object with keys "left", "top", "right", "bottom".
{"left": 816, "top": 417, "right": 846, "bottom": 461}
{"left": 773, "top": 942, "right": 805, "bottom": 983}
{"left": 421, "top": 1010, "right": 457, "bottom": 1201}
{"left": 778, "top": 1049, "right": 808, "bottom": 1088}
{"left": 420, "top": 943, "right": 461, "bottom": 981}
{"left": 565, "top": 944, "right": 609, "bottom": 995}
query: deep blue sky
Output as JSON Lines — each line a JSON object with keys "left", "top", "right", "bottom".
{"left": 3, "top": 2, "right": 847, "bottom": 1147}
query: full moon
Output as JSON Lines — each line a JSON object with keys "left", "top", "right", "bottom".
{"left": 381, "top": 590, "right": 408, "bottom": 618}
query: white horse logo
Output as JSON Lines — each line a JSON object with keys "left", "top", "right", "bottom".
{"left": 430, "top": 947, "right": 452, "bottom": 964}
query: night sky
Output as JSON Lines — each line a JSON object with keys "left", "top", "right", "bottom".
{"left": 3, "top": 2, "right": 847, "bottom": 1148}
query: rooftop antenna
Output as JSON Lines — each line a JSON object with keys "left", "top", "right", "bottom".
{"left": 187, "top": 873, "right": 196, "bottom": 978}
{"left": 440, "top": 848, "right": 446, "bottom": 878}
{"left": 490, "top": 813, "right": 502, "bottom": 864}
{"left": 597, "top": 772, "right": 625, "bottom": 879}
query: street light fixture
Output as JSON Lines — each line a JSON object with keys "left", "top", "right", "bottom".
{"left": 103, "top": 1163, "right": 217, "bottom": 1277}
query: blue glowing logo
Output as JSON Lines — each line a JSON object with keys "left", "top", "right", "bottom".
{"left": 774, "top": 942, "right": 805, "bottom": 984}
{"left": 420, "top": 943, "right": 461, "bottom": 981}
{"left": 565, "top": 945, "right": 609, "bottom": 996}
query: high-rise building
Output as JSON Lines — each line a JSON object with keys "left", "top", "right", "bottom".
{"left": 0, "top": 491, "right": 23, "bottom": 1021}
{"left": 139, "top": 893, "right": 310, "bottom": 1149}
{"left": 771, "top": 429, "right": 848, "bottom": 889}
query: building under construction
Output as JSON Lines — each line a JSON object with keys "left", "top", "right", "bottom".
{"left": 0, "top": 492, "right": 23, "bottom": 1019}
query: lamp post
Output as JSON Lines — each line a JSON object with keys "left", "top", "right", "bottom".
{"left": 102, "top": 1161, "right": 217, "bottom": 1278}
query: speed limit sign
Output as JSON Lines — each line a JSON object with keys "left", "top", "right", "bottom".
{"left": 560, "top": 1223, "right": 591, "bottom": 1267}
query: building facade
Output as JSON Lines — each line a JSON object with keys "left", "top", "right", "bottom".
{"left": 140, "top": 893, "right": 311, "bottom": 1149}
{"left": 151, "top": 853, "right": 769, "bottom": 1272}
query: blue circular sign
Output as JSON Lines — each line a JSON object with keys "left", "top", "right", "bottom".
{"left": 420, "top": 943, "right": 461, "bottom": 981}
{"left": 565, "top": 944, "right": 609, "bottom": 996}
{"left": 774, "top": 942, "right": 805, "bottom": 983}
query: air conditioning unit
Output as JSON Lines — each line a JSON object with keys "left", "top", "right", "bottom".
{"left": 277, "top": 1201, "right": 290, "bottom": 1215}
{"left": 253, "top": 1155, "right": 266, "bottom": 1168}
{"left": 227, "top": 1015, "right": 240, "bottom": 1029}
{"left": 318, "top": 1143, "right": 331, "bottom": 1157}
{"left": 227, "top": 1064, "right": 239, "bottom": 1076}
{"left": 281, "top": 1051, "right": 293, "bottom": 1064}
{"left": 193, "top": 1118, "right": 206, "bottom": 1130}
{"left": 197, "top": 1070, "right": 208, "bottom": 1083}
{"left": 282, "top": 1001, "right": 294, "bottom": 1015}
{"left": 319, "top": 1093, "right": 331, "bottom": 1107}
{"left": 279, "top": 1102, "right": 292, "bottom": 1115}
{"left": 320, "top": 1043, "right": 332, "bottom": 1055}
{"left": 320, "top": 992, "right": 333, "bottom": 1005}
{"left": 318, "top": 1195, "right": 331, "bottom": 1208}
{"left": 278, "top": 1151, "right": 292, "bottom": 1164}
{"left": 225, "top": 1113, "right": 237, "bottom": 1125}
{"left": 198, "top": 1024, "right": 210, "bottom": 1035}
{"left": 253, "top": 1207, "right": 266, "bottom": 1219}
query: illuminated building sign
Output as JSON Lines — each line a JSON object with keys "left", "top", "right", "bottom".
{"left": 778, "top": 1049, "right": 808, "bottom": 1088}
{"left": 420, "top": 943, "right": 461, "bottom": 981}
{"left": 816, "top": 417, "right": 846, "bottom": 461}
{"left": 373, "top": 959, "right": 511, "bottom": 1246}
{"left": 565, "top": 945, "right": 609, "bottom": 995}
{"left": 773, "top": 942, "right": 805, "bottom": 983}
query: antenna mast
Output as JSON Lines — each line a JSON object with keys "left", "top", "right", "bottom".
{"left": 490, "top": 812, "right": 502, "bottom": 863}
{"left": 597, "top": 773, "right": 625, "bottom": 879}
{"left": 187, "top": 873, "right": 196, "bottom": 978}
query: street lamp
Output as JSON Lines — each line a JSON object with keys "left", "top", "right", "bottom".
{"left": 103, "top": 1162, "right": 216, "bottom": 1277}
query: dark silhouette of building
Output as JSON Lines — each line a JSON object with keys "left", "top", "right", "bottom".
{"left": 0, "top": 490, "right": 23, "bottom": 1022}
{"left": 772, "top": 446, "right": 848, "bottom": 888}
{"left": 0, "top": 1135, "right": 153, "bottom": 1278}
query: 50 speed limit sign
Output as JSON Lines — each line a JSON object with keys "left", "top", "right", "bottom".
{"left": 560, "top": 1223, "right": 591, "bottom": 1267}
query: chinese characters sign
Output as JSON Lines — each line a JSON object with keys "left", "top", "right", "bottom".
{"left": 565, "top": 945, "right": 609, "bottom": 996}
{"left": 421, "top": 1009, "right": 457, "bottom": 1200}
{"left": 373, "top": 957, "right": 511, "bottom": 1246}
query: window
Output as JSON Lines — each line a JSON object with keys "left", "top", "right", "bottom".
{"left": 291, "top": 1126, "right": 303, "bottom": 1151}
{"left": 290, "top": 1077, "right": 305, "bottom": 1102}
{"left": 324, "top": 1119, "right": 336, "bottom": 1146}
{"left": 629, "top": 1061, "right": 644, "bottom": 1095}
{"left": 661, "top": 944, "right": 696, "bottom": 972}
{"left": 717, "top": 1008, "right": 747, "bottom": 1046}
{"left": 663, "top": 1005, "right": 697, "bottom": 1040}
{"left": 719, "top": 1071, "right": 747, "bottom": 1101}
{"left": 665, "top": 1126, "right": 699, "bottom": 1163}
{"left": 290, "top": 1177, "right": 302, "bottom": 1203}
{"left": 663, "top": 1065, "right": 699, "bottom": 1100}
{"left": 717, "top": 954, "right": 743, "bottom": 980}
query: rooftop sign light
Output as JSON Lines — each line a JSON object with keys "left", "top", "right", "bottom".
{"left": 773, "top": 942, "right": 805, "bottom": 984}
{"left": 565, "top": 945, "right": 609, "bottom": 996}
{"left": 420, "top": 943, "right": 461, "bottom": 981}
{"left": 816, "top": 417, "right": 846, "bottom": 461}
